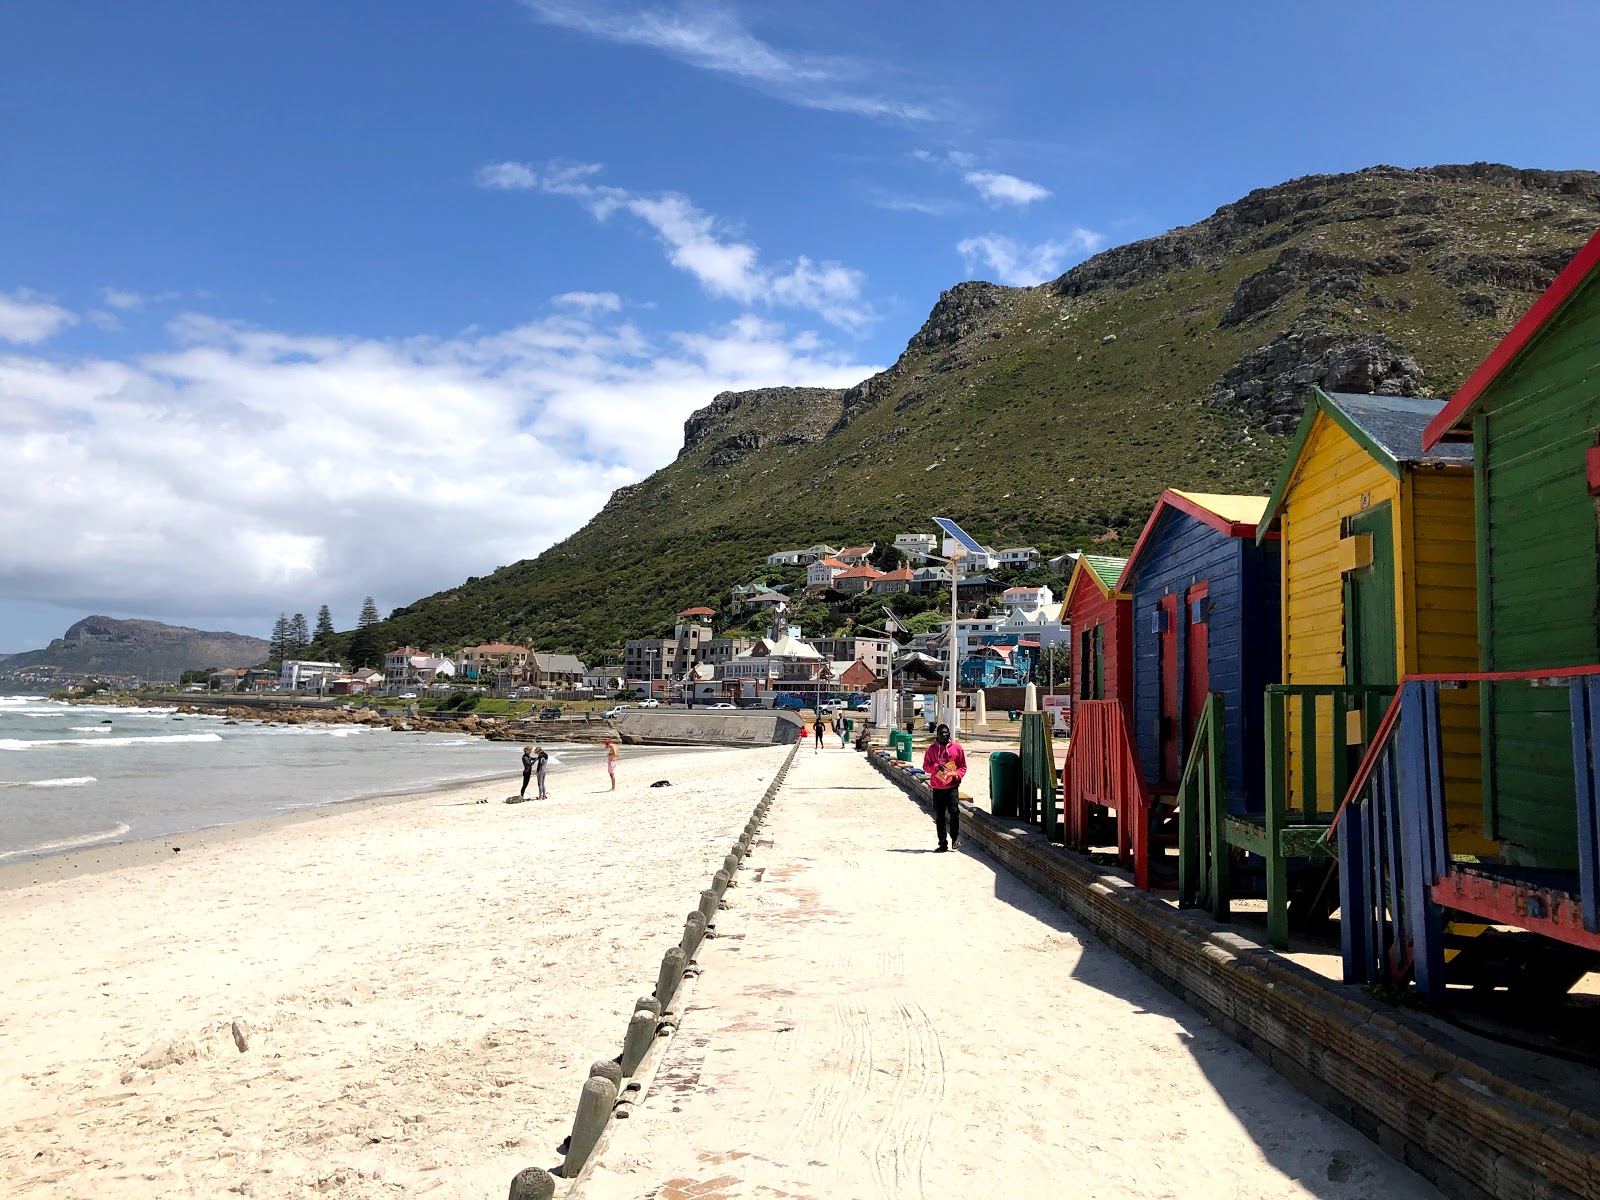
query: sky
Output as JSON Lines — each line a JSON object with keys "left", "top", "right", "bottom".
{"left": 3, "top": 1, "right": 1598, "bottom": 651}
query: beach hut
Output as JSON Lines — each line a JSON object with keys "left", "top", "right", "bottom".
{"left": 1115, "top": 491, "right": 1279, "bottom": 898}
{"left": 1250, "top": 388, "right": 1485, "bottom": 946}
{"left": 1058, "top": 555, "right": 1150, "bottom": 882}
{"left": 1334, "top": 229, "right": 1600, "bottom": 994}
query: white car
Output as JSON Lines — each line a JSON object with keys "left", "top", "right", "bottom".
{"left": 397, "top": 692, "right": 417, "bottom": 700}
{"left": 707, "top": 702, "right": 736, "bottom": 710}
{"left": 601, "top": 705, "right": 632, "bottom": 720}
{"left": 637, "top": 698, "right": 661, "bottom": 708}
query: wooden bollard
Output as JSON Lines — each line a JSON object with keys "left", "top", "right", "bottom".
{"left": 681, "top": 911, "right": 706, "bottom": 959}
{"left": 635, "top": 995, "right": 661, "bottom": 1019}
{"left": 697, "top": 888, "right": 719, "bottom": 923}
{"left": 589, "top": 1058, "right": 623, "bottom": 1090}
{"left": 654, "top": 946, "right": 686, "bottom": 1008}
{"left": 711, "top": 869, "right": 731, "bottom": 899}
{"left": 723, "top": 853, "right": 740, "bottom": 876}
{"left": 620, "top": 1009, "right": 656, "bottom": 1076}
{"left": 562, "top": 1075, "right": 617, "bottom": 1177}
{"left": 508, "top": 1165, "right": 557, "bottom": 1200}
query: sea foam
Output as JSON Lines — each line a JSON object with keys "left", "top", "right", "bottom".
{"left": 0, "top": 733, "right": 224, "bottom": 751}
{"left": 0, "top": 821, "right": 131, "bottom": 860}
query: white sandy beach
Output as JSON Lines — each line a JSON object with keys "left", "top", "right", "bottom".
{"left": 0, "top": 744, "right": 788, "bottom": 1198}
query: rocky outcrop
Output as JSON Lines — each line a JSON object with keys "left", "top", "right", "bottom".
{"left": 906, "top": 282, "right": 1010, "bottom": 350}
{"left": 680, "top": 387, "right": 845, "bottom": 460}
{"left": 1208, "top": 325, "right": 1426, "bottom": 433}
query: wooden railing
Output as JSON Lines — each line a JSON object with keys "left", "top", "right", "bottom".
{"left": 1176, "top": 693, "right": 1226, "bottom": 913}
{"left": 1061, "top": 699, "right": 1152, "bottom": 888}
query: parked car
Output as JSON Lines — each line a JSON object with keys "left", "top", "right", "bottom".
{"left": 738, "top": 700, "right": 765, "bottom": 710}
{"left": 601, "top": 705, "right": 632, "bottom": 720}
{"left": 637, "top": 697, "right": 661, "bottom": 708}
{"left": 707, "top": 702, "right": 736, "bottom": 710}
{"left": 772, "top": 693, "right": 808, "bottom": 711}
{"left": 851, "top": 698, "right": 871, "bottom": 711}
{"left": 537, "top": 706, "right": 562, "bottom": 721}
{"left": 398, "top": 692, "right": 417, "bottom": 700}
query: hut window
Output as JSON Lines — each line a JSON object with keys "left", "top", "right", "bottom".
{"left": 1190, "top": 599, "right": 1205, "bottom": 625}
{"left": 1151, "top": 608, "right": 1168, "bottom": 633}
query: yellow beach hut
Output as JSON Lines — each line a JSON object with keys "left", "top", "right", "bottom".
{"left": 1252, "top": 389, "right": 1492, "bottom": 942}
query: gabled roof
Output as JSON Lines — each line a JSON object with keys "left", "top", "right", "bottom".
{"left": 677, "top": 606, "right": 716, "bottom": 617}
{"left": 836, "top": 544, "right": 874, "bottom": 557}
{"left": 836, "top": 564, "right": 885, "bottom": 580}
{"left": 1424, "top": 227, "right": 1600, "bottom": 448}
{"left": 1063, "top": 553, "right": 1129, "bottom": 609}
{"left": 812, "top": 557, "right": 848, "bottom": 570}
{"left": 1119, "top": 489, "right": 1272, "bottom": 589}
{"left": 1257, "top": 388, "right": 1473, "bottom": 542}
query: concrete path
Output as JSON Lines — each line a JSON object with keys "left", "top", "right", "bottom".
{"left": 578, "top": 748, "right": 1441, "bottom": 1200}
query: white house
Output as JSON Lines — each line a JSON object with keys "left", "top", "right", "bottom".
{"left": 280, "top": 659, "right": 342, "bottom": 691}
{"left": 893, "top": 532, "right": 938, "bottom": 562}
{"left": 806, "top": 556, "right": 849, "bottom": 589}
{"left": 944, "top": 538, "right": 998, "bottom": 574}
{"left": 996, "top": 546, "right": 1042, "bottom": 569}
{"left": 765, "top": 549, "right": 808, "bottom": 566}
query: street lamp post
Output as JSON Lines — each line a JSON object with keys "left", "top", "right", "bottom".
{"left": 931, "top": 517, "right": 986, "bottom": 734}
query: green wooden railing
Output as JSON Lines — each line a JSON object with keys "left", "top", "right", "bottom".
{"left": 1177, "top": 693, "right": 1226, "bottom": 913}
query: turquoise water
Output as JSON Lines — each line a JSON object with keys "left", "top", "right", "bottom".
{"left": 0, "top": 695, "right": 590, "bottom": 861}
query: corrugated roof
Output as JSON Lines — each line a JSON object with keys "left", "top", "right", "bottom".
{"left": 1081, "top": 555, "right": 1127, "bottom": 591}
{"left": 1170, "top": 490, "right": 1270, "bottom": 526}
{"left": 1322, "top": 392, "right": 1475, "bottom": 466}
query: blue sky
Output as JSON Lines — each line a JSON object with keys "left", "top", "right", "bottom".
{"left": 3, "top": 1, "right": 1598, "bottom": 651}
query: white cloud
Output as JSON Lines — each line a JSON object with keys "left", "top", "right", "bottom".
{"left": 956, "top": 231, "right": 1103, "bottom": 287}
{"left": 101, "top": 287, "right": 183, "bottom": 311}
{"left": 520, "top": 1, "right": 933, "bottom": 122}
{"left": 0, "top": 304, "right": 877, "bottom": 633}
{"left": 964, "top": 170, "right": 1050, "bottom": 207}
{"left": 0, "top": 290, "right": 76, "bottom": 344}
{"left": 552, "top": 291, "right": 622, "bottom": 312}
{"left": 87, "top": 310, "right": 123, "bottom": 332}
{"left": 480, "top": 161, "right": 874, "bottom": 331}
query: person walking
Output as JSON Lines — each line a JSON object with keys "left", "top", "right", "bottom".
{"left": 520, "top": 745, "right": 535, "bottom": 799}
{"left": 605, "top": 738, "right": 619, "bottom": 791}
{"left": 533, "top": 745, "right": 550, "bottom": 800}
{"left": 838, "top": 716, "right": 851, "bottom": 749}
{"left": 813, "top": 710, "right": 827, "bottom": 752}
{"left": 922, "top": 723, "right": 967, "bottom": 852}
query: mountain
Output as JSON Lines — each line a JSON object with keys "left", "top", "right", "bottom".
{"left": 0, "top": 617, "right": 270, "bottom": 681}
{"left": 346, "top": 163, "right": 1600, "bottom": 662}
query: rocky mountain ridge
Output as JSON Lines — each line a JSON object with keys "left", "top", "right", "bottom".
{"left": 341, "top": 163, "right": 1600, "bottom": 660}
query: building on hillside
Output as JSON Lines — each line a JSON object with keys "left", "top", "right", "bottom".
{"left": 280, "top": 659, "right": 343, "bottom": 692}
{"left": 996, "top": 546, "right": 1042, "bottom": 570}
{"left": 956, "top": 573, "right": 1006, "bottom": 603}
{"left": 908, "top": 566, "right": 952, "bottom": 596}
{"left": 799, "top": 544, "right": 840, "bottom": 563}
{"left": 806, "top": 557, "right": 849, "bottom": 589}
{"left": 528, "top": 653, "right": 588, "bottom": 687}
{"left": 765, "top": 549, "right": 809, "bottom": 566}
{"left": 812, "top": 636, "right": 893, "bottom": 679}
{"left": 873, "top": 566, "right": 915, "bottom": 594}
{"left": 944, "top": 538, "right": 998, "bottom": 573}
{"left": 384, "top": 647, "right": 421, "bottom": 690}
{"left": 730, "top": 582, "right": 787, "bottom": 615}
{"left": 995, "top": 585, "right": 1060, "bottom": 643}
{"left": 208, "top": 667, "right": 246, "bottom": 692}
{"left": 1048, "top": 552, "right": 1079, "bottom": 577}
{"left": 835, "top": 544, "right": 875, "bottom": 566}
{"left": 893, "top": 532, "right": 938, "bottom": 563}
{"left": 623, "top": 638, "right": 674, "bottom": 682}
{"left": 833, "top": 564, "right": 886, "bottom": 595}
{"left": 457, "top": 642, "right": 529, "bottom": 681}
{"left": 674, "top": 608, "right": 715, "bottom": 668}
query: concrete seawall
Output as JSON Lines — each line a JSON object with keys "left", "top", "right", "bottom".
{"left": 615, "top": 710, "right": 803, "bottom": 747}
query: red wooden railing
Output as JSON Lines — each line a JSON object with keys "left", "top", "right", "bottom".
{"left": 1061, "top": 699, "right": 1153, "bottom": 888}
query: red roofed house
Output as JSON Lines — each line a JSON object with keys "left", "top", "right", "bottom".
{"left": 833, "top": 564, "right": 887, "bottom": 596}
{"left": 835, "top": 544, "right": 876, "bottom": 566}
{"left": 457, "top": 642, "right": 530, "bottom": 681}
{"left": 806, "top": 556, "right": 850, "bottom": 589}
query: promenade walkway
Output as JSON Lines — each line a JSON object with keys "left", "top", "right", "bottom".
{"left": 578, "top": 748, "right": 1440, "bottom": 1200}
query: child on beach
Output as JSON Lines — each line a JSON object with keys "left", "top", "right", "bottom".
{"left": 520, "top": 745, "right": 535, "bottom": 799}
{"left": 813, "top": 712, "right": 827, "bottom": 751}
{"left": 605, "top": 739, "right": 619, "bottom": 791}
{"left": 533, "top": 745, "right": 549, "bottom": 800}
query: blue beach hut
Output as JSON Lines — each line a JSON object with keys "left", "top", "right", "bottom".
{"left": 1119, "top": 490, "right": 1280, "bottom": 817}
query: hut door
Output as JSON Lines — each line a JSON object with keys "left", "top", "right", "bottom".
{"left": 1159, "top": 593, "right": 1181, "bottom": 784}
{"left": 1185, "top": 583, "right": 1210, "bottom": 756}
{"left": 1343, "top": 504, "right": 1398, "bottom": 688}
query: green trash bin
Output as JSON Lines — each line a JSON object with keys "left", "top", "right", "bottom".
{"left": 891, "top": 729, "right": 913, "bottom": 762}
{"left": 989, "top": 751, "right": 1021, "bottom": 819}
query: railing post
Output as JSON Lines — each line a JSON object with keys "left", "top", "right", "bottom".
{"left": 1206, "top": 694, "right": 1228, "bottom": 921}
{"left": 1300, "top": 691, "right": 1319, "bottom": 822}
{"left": 1398, "top": 682, "right": 1447, "bottom": 1004}
{"left": 1339, "top": 779, "right": 1370, "bottom": 983}
{"left": 1571, "top": 680, "right": 1600, "bottom": 934}
{"left": 1178, "top": 756, "right": 1197, "bottom": 907}
{"left": 1265, "top": 690, "right": 1288, "bottom": 948}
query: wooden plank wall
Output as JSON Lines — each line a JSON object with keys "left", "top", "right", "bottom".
{"left": 1280, "top": 414, "right": 1400, "bottom": 811}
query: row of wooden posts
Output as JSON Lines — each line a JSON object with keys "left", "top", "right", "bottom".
{"left": 507, "top": 744, "right": 797, "bottom": 1199}
{"left": 1049, "top": 225, "right": 1600, "bottom": 1002}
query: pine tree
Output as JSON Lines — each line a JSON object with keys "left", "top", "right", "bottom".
{"left": 289, "top": 613, "right": 310, "bottom": 657}
{"left": 314, "top": 605, "right": 335, "bottom": 639}
{"left": 269, "top": 614, "right": 291, "bottom": 662}
{"left": 358, "top": 596, "right": 380, "bottom": 627}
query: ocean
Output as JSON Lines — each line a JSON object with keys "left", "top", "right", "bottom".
{"left": 0, "top": 695, "right": 596, "bottom": 862}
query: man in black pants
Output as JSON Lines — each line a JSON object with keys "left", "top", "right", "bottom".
{"left": 921, "top": 723, "right": 968, "bottom": 852}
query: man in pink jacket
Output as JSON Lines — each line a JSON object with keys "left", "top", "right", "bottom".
{"left": 922, "top": 723, "right": 967, "bottom": 852}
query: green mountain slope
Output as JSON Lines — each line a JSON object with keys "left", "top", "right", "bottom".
{"left": 347, "top": 163, "right": 1600, "bottom": 663}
